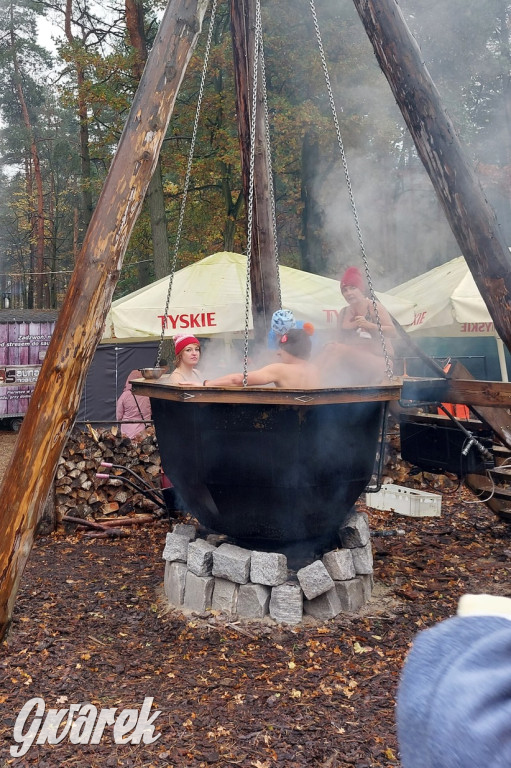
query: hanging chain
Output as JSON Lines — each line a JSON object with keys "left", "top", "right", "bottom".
{"left": 155, "top": 0, "right": 218, "bottom": 368}
{"left": 243, "top": 0, "right": 262, "bottom": 385}
{"left": 259, "top": 31, "right": 282, "bottom": 307}
{"left": 309, "top": 0, "right": 393, "bottom": 381}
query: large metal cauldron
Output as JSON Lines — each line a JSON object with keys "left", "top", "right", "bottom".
{"left": 133, "top": 382, "right": 401, "bottom": 554}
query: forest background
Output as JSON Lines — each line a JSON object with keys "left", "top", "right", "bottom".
{"left": 0, "top": 0, "right": 510, "bottom": 310}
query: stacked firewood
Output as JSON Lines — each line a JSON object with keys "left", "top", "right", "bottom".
{"left": 53, "top": 426, "right": 165, "bottom": 531}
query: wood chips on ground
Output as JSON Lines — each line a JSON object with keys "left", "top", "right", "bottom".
{"left": 1, "top": 459, "right": 510, "bottom": 767}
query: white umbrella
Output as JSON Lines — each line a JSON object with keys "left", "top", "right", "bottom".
{"left": 105, "top": 251, "right": 415, "bottom": 340}
{"left": 388, "top": 255, "right": 509, "bottom": 380}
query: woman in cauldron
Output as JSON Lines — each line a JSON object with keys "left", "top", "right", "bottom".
{"left": 162, "top": 334, "right": 202, "bottom": 385}
{"left": 316, "top": 266, "right": 396, "bottom": 386}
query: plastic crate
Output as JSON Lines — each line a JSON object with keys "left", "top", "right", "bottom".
{"left": 365, "top": 483, "right": 441, "bottom": 517}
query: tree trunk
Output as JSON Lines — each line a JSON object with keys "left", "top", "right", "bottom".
{"left": 146, "top": 158, "right": 171, "bottom": 280}
{"left": 220, "top": 167, "right": 244, "bottom": 252}
{"left": 352, "top": 0, "right": 511, "bottom": 350}
{"left": 0, "top": 0, "right": 208, "bottom": 642}
{"left": 496, "top": 1, "right": 511, "bottom": 226}
{"left": 25, "top": 155, "right": 35, "bottom": 309}
{"left": 65, "top": 0, "right": 94, "bottom": 232}
{"left": 300, "top": 130, "right": 325, "bottom": 275}
{"left": 48, "top": 172, "right": 57, "bottom": 307}
{"left": 126, "top": 0, "right": 172, "bottom": 283}
{"left": 222, "top": 212, "right": 236, "bottom": 252}
{"left": 230, "top": 0, "right": 279, "bottom": 346}
{"left": 10, "top": 20, "right": 45, "bottom": 308}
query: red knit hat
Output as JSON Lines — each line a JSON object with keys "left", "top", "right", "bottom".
{"left": 340, "top": 266, "right": 365, "bottom": 292}
{"left": 174, "top": 334, "right": 200, "bottom": 356}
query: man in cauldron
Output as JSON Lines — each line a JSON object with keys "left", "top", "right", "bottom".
{"left": 190, "top": 328, "right": 321, "bottom": 389}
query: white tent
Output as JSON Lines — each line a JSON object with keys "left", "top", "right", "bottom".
{"left": 388, "top": 255, "right": 509, "bottom": 380}
{"left": 105, "top": 251, "right": 415, "bottom": 340}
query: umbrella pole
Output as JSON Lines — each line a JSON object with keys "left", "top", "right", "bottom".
{"left": 496, "top": 337, "right": 509, "bottom": 382}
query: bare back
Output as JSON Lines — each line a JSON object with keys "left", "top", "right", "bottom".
{"left": 247, "top": 360, "right": 321, "bottom": 389}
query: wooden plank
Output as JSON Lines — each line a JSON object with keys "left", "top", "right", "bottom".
{"left": 465, "top": 473, "right": 511, "bottom": 501}
{"left": 401, "top": 375, "right": 511, "bottom": 412}
{"left": 489, "top": 466, "right": 511, "bottom": 480}
{"left": 464, "top": 473, "right": 511, "bottom": 518}
{"left": 132, "top": 380, "right": 402, "bottom": 405}
{"left": 493, "top": 445, "right": 511, "bottom": 461}
{"left": 444, "top": 379, "right": 511, "bottom": 409}
{"left": 448, "top": 361, "right": 511, "bottom": 450}
{"left": 0, "top": 0, "right": 209, "bottom": 641}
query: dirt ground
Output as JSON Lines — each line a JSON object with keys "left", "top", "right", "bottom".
{"left": 1, "top": 429, "right": 510, "bottom": 767}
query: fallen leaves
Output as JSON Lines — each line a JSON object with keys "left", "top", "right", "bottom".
{"left": 353, "top": 641, "right": 372, "bottom": 654}
{"left": 0, "top": 464, "right": 508, "bottom": 768}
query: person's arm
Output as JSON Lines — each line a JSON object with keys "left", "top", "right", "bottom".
{"left": 202, "top": 372, "right": 244, "bottom": 387}
{"left": 357, "top": 302, "right": 396, "bottom": 337}
{"left": 116, "top": 394, "right": 125, "bottom": 421}
{"left": 205, "top": 365, "right": 281, "bottom": 388}
{"left": 377, "top": 303, "right": 397, "bottom": 337}
{"left": 246, "top": 365, "right": 281, "bottom": 386}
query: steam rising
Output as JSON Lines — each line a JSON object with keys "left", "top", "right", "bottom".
{"left": 264, "top": 0, "right": 511, "bottom": 291}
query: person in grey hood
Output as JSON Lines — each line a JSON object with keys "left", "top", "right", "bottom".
{"left": 397, "top": 593, "right": 511, "bottom": 768}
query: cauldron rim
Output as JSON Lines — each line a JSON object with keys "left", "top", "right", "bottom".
{"left": 132, "top": 379, "right": 402, "bottom": 405}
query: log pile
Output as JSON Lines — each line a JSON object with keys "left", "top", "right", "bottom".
{"left": 54, "top": 426, "right": 165, "bottom": 529}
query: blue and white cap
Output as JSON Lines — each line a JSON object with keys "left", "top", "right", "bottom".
{"left": 271, "top": 309, "right": 296, "bottom": 336}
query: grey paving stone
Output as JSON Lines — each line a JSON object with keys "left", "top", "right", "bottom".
{"left": 237, "top": 583, "right": 271, "bottom": 619}
{"left": 187, "top": 539, "right": 216, "bottom": 577}
{"left": 172, "top": 523, "right": 197, "bottom": 541}
{"left": 339, "top": 510, "right": 370, "bottom": 548}
{"left": 359, "top": 573, "right": 374, "bottom": 601}
{"left": 250, "top": 550, "right": 288, "bottom": 586}
{"left": 296, "top": 560, "right": 335, "bottom": 600}
{"left": 303, "top": 586, "right": 342, "bottom": 619}
{"left": 212, "top": 543, "right": 251, "bottom": 584}
{"left": 183, "top": 571, "right": 214, "bottom": 613}
{"left": 351, "top": 542, "right": 374, "bottom": 575}
{"left": 163, "top": 561, "right": 187, "bottom": 606}
{"left": 322, "top": 549, "right": 356, "bottom": 581}
{"left": 269, "top": 583, "right": 303, "bottom": 625}
{"left": 162, "top": 531, "right": 189, "bottom": 563}
{"left": 211, "top": 578, "right": 239, "bottom": 615}
{"left": 335, "top": 578, "right": 365, "bottom": 612}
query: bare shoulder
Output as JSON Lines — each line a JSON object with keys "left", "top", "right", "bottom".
{"left": 166, "top": 370, "right": 184, "bottom": 384}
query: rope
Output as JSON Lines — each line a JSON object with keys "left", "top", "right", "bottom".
{"left": 308, "top": 0, "right": 393, "bottom": 381}
{"left": 155, "top": 0, "right": 218, "bottom": 367}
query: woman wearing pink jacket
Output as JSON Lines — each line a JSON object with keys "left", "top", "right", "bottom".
{"left": 116, "top": 370, "right": 152, "bottom": 439}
